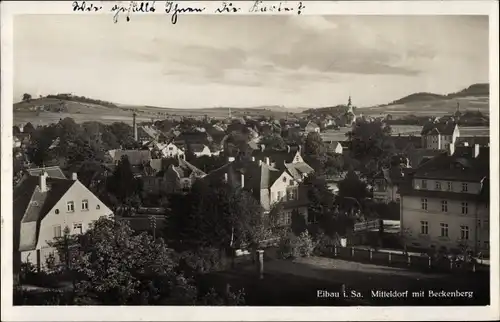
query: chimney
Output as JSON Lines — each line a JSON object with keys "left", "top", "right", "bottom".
{"left": 133, "top": 112, "right": 138, "bottom": 141}
{"left": 265, "top": 157, "right": 270, "bottom": 165}
{"left": 224, "top": 172, "right": 228, "bottom": 182}
{"left": 258, "top": 160, "right": 263, "bottom": 166}
{"left": 298, "top": 145, "right": 302, "bottom": 153}
{"left": 463, "top": 142, "right": 469, "bottom": 147}
{"left": 228, "top": 156, "right": 235, "bottom": 162}
{"left": 448, "top": 143, "right": 455, "bottom": 156}
{"left": 260, "top": 144, "right": 265, "bottom": 152}
{"left": 72, "top": 172, "right": 78, "bottom": 180}
{"left": 39, "top": 172, "right": 48, "bottom": 192}
{"left": 474, "top": 144, "right": 480, "bottom": 158}
{"left": 241, "top": 173, "right": 245, "bottom": 188}
{"left": 286, "top": 145, "right": 291, "bottom": 153}
{"left": 19, "top": 124, "right": 24, "bottom": 133}
{"left": 251, "top": 156, "right": 255, "bottom": 162}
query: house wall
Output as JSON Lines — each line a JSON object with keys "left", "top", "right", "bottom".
{"left": 163, "top": 143, "right": 185, "bottom": 158}
{"left": 401, "top": 195, "right": 486, "bottom": 253}
{"left": 412, "top": 178, "right": 482, "bottom": 194}
{"left": 27, "top": 181, "right": 113, "bottom": 270}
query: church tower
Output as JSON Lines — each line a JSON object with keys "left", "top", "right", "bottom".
{"left": 347, "top": 95, "right": 354, "bottom": 114}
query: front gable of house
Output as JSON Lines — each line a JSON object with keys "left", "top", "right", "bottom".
{"left": 37, "top": 181, "right": 113, "bottom": 248}
{"left": 292, "top": 151, "right": 303, "bottom": 163}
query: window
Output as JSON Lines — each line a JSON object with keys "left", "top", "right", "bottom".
{"left": 168, "top": 147, "right": 173, "bottom": 150}
{"left": 295, "top": 156, "right": 300, "bottom": 162}
{"left": 421, "top": 198, "right": 428, "bottom": 210}
{"left": 55, "top": 209, "right": 60, "bottom": 214}
{"left": 461, "top": 183, "right": 468, "bottom": 192}
{"left": 277, "top": 191, "right": 284, "bottom": 200}
{"left": 441, "top": 200, "right": 448, "bottom": 212}
{"left": 484, "top": 219, "right": 489, "bottom": 227}
{"left": 182, "top": 180, "right": 190, "bottom": 190}
{"left": 67, "top": 201, "right": 74, "bottom": 212}
{"left": 307, "top": 212, "right": 318, "bottom": 224}
{"left": 422, "top": 180, "right": 427, "bottom": 189}
{"left": 460, "top": 225, "right": 469, "bottom": 240}
{"left": 96, "top": 204, "right": 100, "bottom": 210}
{"left": 461, "top": 202, "right": 468, "bottom": 215}
{"left": 484, "top": 241, "right": 489, "bottom": 249}
{"left": 53, "top": 225, "right": 62, "bottom": 238}
{"left": 287, "top": 187, "right": 298, "bottom": 201}
{"left": 271, "top": 192, "right": 276, "bottom": 203}
{"left": 81, "top": 199, "right": 89, "bottom": 211}
{"left": 282, "top": 176, "right": 287, "bottom": 183}
{"left": 447, "top": 182, "right": 452, "bottom": 191}
{"left": 283, "top": 211, "right": 292, "bottom": 225}
{"left": 440, "top": 223, "right": 449, "bottom": 237}
{"left": 477, "top": 219, "right": 481, "bottom": 228}
{"left": 435, "top": 181, "right": 441, "bottom": 190}
{"left": 420, "top": 221, "right": 429, "bottom": 235}
{"left": 73, "top": 223, "right": 83, "bottom": 234}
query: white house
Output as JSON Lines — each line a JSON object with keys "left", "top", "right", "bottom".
{"left": 14, "top": 172, "right": 113, "bottom": 272}
{"left": 420, "top": 122, "right": 460, "bottom": 150}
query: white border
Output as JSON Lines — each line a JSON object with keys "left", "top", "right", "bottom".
{"left": 1, "top": 1, "right": 499, "bottom": 321}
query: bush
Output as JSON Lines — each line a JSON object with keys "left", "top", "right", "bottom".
{"left": 179, "top": 247, "right": 228, "bottom": 274}
{"left": 314, "top": 230, "right": 341, "bottom": 256}
{"left": 278, "top": 231, "right": 315, "bottom": 259}
{"left": 199, "top": 284, "right": 246, "bottom": 305}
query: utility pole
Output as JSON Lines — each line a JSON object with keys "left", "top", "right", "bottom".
{"left": 149, "top": 216, "right": 157, "bottom": 241}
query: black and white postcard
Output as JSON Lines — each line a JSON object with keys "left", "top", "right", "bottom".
{"left": 1, "top": 1, "right": 498, "bottom": 321}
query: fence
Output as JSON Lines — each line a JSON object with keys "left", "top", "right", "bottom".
{"left": 353, "top": 220, "right": 380, "bottom": 232}
{"left": 325, "top": 246, "right": 488, "bottom": 274}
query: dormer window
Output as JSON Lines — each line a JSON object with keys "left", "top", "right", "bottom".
{"left": 283, "top": 176, "right": 287, "bottom": 183}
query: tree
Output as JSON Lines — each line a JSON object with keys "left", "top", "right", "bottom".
{"left": 55, "top": 217, "right": 199, "bottom": 305}
{"left": 304, "top": 174, "right": 338, "bottom": 236}
{"left": 346, "top": 119, "right": 394, "bottom": 175}
{"left": 259, "top": 133, "right": 286, "bottom": 151}
{"left": 337, "top": 171, "right": 370, "bottom": 213}
{"left": 22, "top": 93, "right": 32, "bottom": 102}
{"left": 23, "top": 122, "right": 36, "bottom": 134}
{"left": 303, "top": 132, "right": 327, "bottom": 173}
{"left": 167, "top": 180, "right": 264, "bottom": 252}
{"left": 107, "top": 155, "right": 141, "bottom": 206}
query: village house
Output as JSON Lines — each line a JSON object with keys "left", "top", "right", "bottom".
{"left": 203, "top": 157, "right": 310, "bottom": 225}
{"left": 304, "top": 121, "right": 320, "bottom": 134}
{"left": 13, "top": 172, "right": 113, "bottom": 272}
{"left": 371, "top": 166, "right": 406, "bottom": 203}
{"left": 141, "top": 157, "right": 206, "bottom": 195}
{"left": 324, "top": 140, "right": 344, "bottom": 154}
{"left": 251, "top": 145, "right": 314, "bottom": 182}
{"left": 420, "top": 121, "right": 460, "bottom": 150}
{"left": 399, "top": 144, "right": 489, "bottom": 255}
{"left": 110, "top": 149, "right": 152, "bottom": 166}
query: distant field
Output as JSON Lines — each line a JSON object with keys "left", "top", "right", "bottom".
{"left": 321, "top": 125, "right": 490, "bottom": 142}
{"left": 361, "top": 96, "right": 489, "bottom": 117}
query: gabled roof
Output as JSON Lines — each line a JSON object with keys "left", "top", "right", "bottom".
{"left": 455, "top": 136, "right": 490, "bottom": 147}
{"left": 167, "top": 157, "right": 206, "bottom": 179}
{"left": 410, "top": 146, "right": 488, "bottom": 181}
{"left": 14, "top": 176, "right": 76, "bottom": 251}
{"left": 284, "top": 162, "right": 314, "bottom": 181}
{"left": 204, "top": 159, "right": 283, "bottom": 190}
{"left": 113, "top": 150, "right": 152, "bottom": 165}
{"left": 252, "top": 147, "right": 300, "bottom": 167}
{"left": 421, "top": 121, "right": 457, "bottom": 136}
{"left": 305, "top": 121, "right": 319, "bottom": 129}
{"left": 26, "top": 166, "right": 67, "bottom": 179}
{"left": 189, "top": 143, "right": 208, "bottom": 153}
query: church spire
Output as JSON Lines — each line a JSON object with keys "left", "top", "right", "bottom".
{"left": 348, "top": 95, "right": 352, "bottom": 107}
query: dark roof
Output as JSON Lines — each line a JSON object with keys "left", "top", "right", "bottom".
{"left": 173, "top": 157, "right": 206, "bottom": 178}
{"left": 14, "top": 176, "right": 75, "bottom": 251}
{"left": 406, "top": 149, "right": 444, "bottom": 168}
{"left": 455, "top": 136, "right": 490, "bottom": 147}
{"left": 284, "top": 162, "right": 314, "bottom": 181}
{"left": 189, "top": 143, "right": 208, "bottom": 153}
{"left": 421, "top": 121, "right": 457, "bottom": 135}
{"left": 252, "top": 147, "right": 300, "bottom": 167}
{"left": 26, "top": 166, "right": 67, "bottom": 179}
{"left": 113, "top": 150, "right": 152, "bottom": 165}
{"left": 204, "top": 159, "right": 283, "bottom": 190}
{"left": 391, "top": 135, "right": 422, "bottom": 151}
{"left": 410, "top": 146, "right": 488, "bottom": 181}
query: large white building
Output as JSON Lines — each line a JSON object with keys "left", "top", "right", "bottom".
{"left": 399, "top": 144, "right": 489, "bottom": 255}
{"left": 420, "top": 121, "right": 460, "bottom": 150}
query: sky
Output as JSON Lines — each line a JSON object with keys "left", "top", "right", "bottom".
{"left": 14, "top": 14, "right": 489, "bottom": 109}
